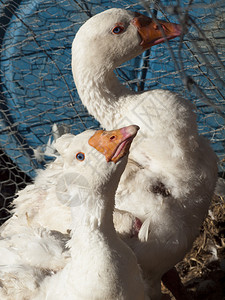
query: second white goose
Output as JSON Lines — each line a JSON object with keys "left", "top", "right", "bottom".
{"left": 0, "top": 125, "right": 149, "bottom": 300}
{"left": 33, "top": 125, "right": 149, "bottom": 300}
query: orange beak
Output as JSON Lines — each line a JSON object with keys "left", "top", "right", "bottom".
{"left": 132, "top": 13, "right": 181, "bottom": 49}
{"left": 88, "top": 125, "right": 139, "bottom": 163}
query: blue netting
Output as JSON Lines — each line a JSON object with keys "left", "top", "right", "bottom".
{"left": 0, "top": 0, "right": 224, "bottom": 220}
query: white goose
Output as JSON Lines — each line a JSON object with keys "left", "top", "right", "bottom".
{"left": 0, "top": 8, "right": 218, "bottom": 300}
{"left": 71, "top": 8, "right": 218, "bottom": 299}
{"left": 36, "top": 125, "right": 148, "bottom": 300}
{"left": 1, "top": 125, "right": 149, "bottom": 300}
{"left": 0, "top": 144, "right": 140, "bottom": 240}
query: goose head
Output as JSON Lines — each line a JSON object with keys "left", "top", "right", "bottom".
{"left": 72, "top": 8, "right": 181, "bottom": 74}
{"left": 54, "top": 125, "right": 139, "bottom": 211}
{"left": 72, "top": 8, "right": 181, "bottom": 125}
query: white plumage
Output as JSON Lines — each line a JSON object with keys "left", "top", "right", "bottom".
{"left": 71, "top": 8, "right": 218, "bottom": 299}
{"left": 0, "top": 126, "right": 149, "bottom": 300}
{"left": 0, "top": 226, "right": 70, "bottom": 299}
{"left": 0, "top": 8, "right": 218, "bottom": 300}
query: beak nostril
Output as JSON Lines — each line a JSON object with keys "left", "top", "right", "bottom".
{"left": 132, "top": 12, "right": 181, "bottom": 49}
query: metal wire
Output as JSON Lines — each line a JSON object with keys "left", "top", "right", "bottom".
{"left": 0, "top": 0, "right": 224, "bottom": 224}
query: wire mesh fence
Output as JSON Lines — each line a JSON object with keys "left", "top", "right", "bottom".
{"left": 0, "top": 0, "right": 225, "bottom": 224}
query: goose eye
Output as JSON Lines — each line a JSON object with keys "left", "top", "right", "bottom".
{"left": 76, "top": 152, "right": 85, "bottom": 161}
{"left": 112, "top": 25, "right": 124, "bottom": 34}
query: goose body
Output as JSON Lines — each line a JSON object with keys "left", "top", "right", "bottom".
{"left": 0, "top": 8, "right": 218, "bottom": 299}
{"left": 71, "top": 8, "right": 218, "bottom": 299}
{"left": 0, "top": 126, "right": 148, "bottom": 300}
{"left": 33, "top": 125, "right": 148, "bottom": 300}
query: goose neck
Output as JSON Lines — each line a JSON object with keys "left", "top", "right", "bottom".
{"left": 70, "top": 191, "right": 115, "bottom": 236}
{"left": 74, "top": 67, "right": 134, "bottom": 128}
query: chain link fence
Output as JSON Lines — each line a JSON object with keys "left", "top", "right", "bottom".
{"left": 0, "top": 0, "right": 225, "bottom": 223}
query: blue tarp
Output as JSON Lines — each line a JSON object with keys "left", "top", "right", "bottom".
{"left": 0, "top": 0, "right": 224, "bottom": 177}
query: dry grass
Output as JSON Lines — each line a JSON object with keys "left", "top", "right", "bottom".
{"left": 162, "top": 194, "right": 225, "bottom": 299}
